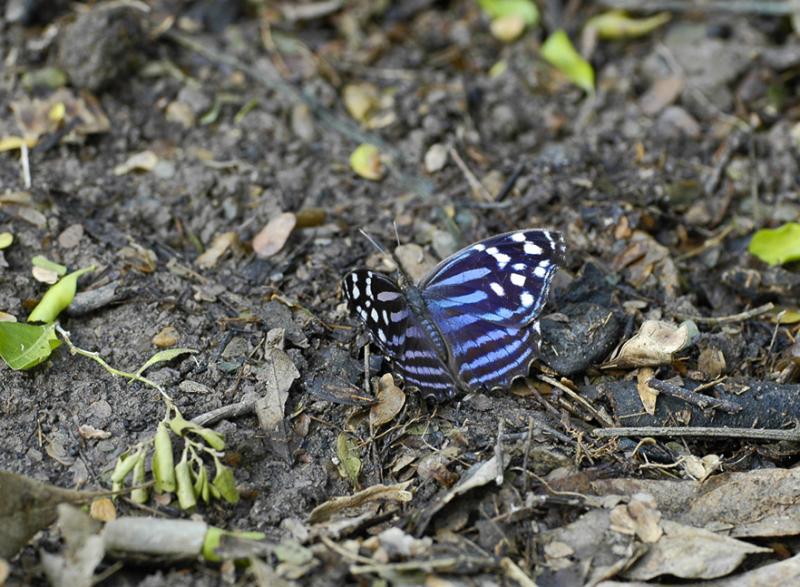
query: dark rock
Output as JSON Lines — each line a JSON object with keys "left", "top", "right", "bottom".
{"left": 540, "top": 302, "right": 623, "bottom": 376}
{"left": 58, "top": 5, "right": 143, "bottom": 91}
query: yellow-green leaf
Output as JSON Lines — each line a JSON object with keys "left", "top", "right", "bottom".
{"left": 336, "top": 432, "right": 362, "bottom": 487}
{"left": 749, "top": 223, "right": 800, "bottom": 265}
{"left": 479, "top": 0, "right": 539, "bottom": 25}
{"left": 27, "top": 265, "right": 95, "bottom": 323}
{"left": 540, "top": 29, "right": 595, "bottom": 93}
{"left": 175, "top": 457, "right": 197, "bottom": 510}
{"left": 350, "top": 144, "right": 384, "bottom": 181}
{"left": 131, "top": 451, "right": 149, "bottom": 504}
{"left": 0, "top": 322, "right": 60, "bottom": 370}
{"left": 585, "top": 10, "right": 671, "bottom": 40}
{"left": 133, "top": 347, "right": 198, "bottom": 378}
{"left": 0, "top": 232, "right": 13, "bottom": 250}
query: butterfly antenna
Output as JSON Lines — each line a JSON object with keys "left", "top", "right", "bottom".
{"left": 393, "top": 221, "right": 401, "bottom": 248}
{"left": 358, "top": 229, "right": 390, "bottom": 256}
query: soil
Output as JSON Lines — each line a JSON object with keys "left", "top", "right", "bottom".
{"left": 1, "top": 1, "right": 799, "bottom": 585}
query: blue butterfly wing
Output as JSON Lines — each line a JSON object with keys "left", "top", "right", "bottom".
{"left": 343, "top": 270, "right": 458, "bottom": 402}
{"left": 420, "top": 229, "right": 565, "bottom": 390}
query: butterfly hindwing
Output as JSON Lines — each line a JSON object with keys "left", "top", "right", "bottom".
{"left": 342, "top": 270, "right": 458, "bottom": 402}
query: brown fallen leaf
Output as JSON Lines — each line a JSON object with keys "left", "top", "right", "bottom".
{"left": 152, "top": 326, "right": 179, "bottom": 348}
{"left": 196, "top": 231, "right": 240, "bottom": 269}
{"left": 308, "top": 482, "right": 413, "bottom": 524}
{"left": 113, "top": 150, "right": 158, "bottom": 175}
{"left": 89, "top": 498, "right": 116, "bottom": 522}
{"left": 370, "top": 374, "right": 406, "bottom": 428}
{"left": 252, "top": 212, "right": 297, "bottom": 258}
{"left": 603, "top": 320, "right": 698, "bottom": 369}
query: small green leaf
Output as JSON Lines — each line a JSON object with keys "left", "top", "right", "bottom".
{"left": 478, "top": 0, "right": 539, "bottom": 25}
{"left": 211, "top": 460, "right": 239, "bottom": 504}
{"left": 168, "top": 412, "right": 225, "bottom": 451}
{"left": 350, "top": 144, "right": 384, "bottom": 181}
{"left": 133, "top": 347, "right": 198, "bottom": 378}
{"left": 0, "top": 232, "right": 13, "bottom": 250}
{"left": 540, "top": 29, "right": 595, "bottom": 93}
{"left": 193, "top": 462, "right": 209, "bottom": 504}
{"left": 27, "top": 265, "right": 95, "bottom": 323}
{"left": 585, "top": 10, "right": 671, "bottom": 40}
{"left": 31, "top": 255, "right": 67, "bottom": 277}
{"left": 0, "top": 322, "right": 60, "bottom": 370}
{"left": 152, "top": 421, "right": 176, "bottom": 493}
{"left": 336, "top": 432, "right": 362, "bottom": 487}
{"left": 749, "top": 223, "right": 800, "bottom": 265}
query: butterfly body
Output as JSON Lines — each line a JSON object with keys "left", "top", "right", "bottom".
{"left": 343, "top": 229, "right": 565, "bottom": 402}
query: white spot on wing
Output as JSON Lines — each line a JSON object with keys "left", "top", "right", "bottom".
{"left": 473, "top": 243, "right": 486, "bottom": 251}
{"left": 494, "top": 253, "right": 511, "bottom": 264}
{"left": 351, "top": 285, "right": 360, "bottom": 299}
{"left": 533, "top": 266, "right": 547, "bottom": 278}
{"left": 521, "top": 292, "right": 534, "bottom": 307}
{"left": 524, "top": 242, "right": 543, "bottom": 255}
{"left": 490, "top": 282, "right": 505, "bottom": 296}
{"left": 511, "top": 232, "right": 526, "bottom": 242}
{"left": 510, "top": 273, "right": 525, "bottom": 287}
{"left": 378, "top": 329, "right": 387, "bottom": 342}
{"left": 371, "top": 308, "right": 378, "bottom": 321}
{"left": 381, "top": 310, "right": 388, "bottom": 323}
{"left": 486, "top": 247, "right": 499, "bottom": 255}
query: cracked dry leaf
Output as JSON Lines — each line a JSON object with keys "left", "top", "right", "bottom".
{"left": 623, "top": 520, "right": 770, "bottom": 581}
{"left": 636, "top": 367, "right": 658, "bottom": 415}
{"left": 612, "top": 230, "right": 680, "bottom": 298}
{"left": 308, "top": 481, "right": 413, "bottom": 524}
{"left": 604, "top": 320, "right": 699, "bottom": 368}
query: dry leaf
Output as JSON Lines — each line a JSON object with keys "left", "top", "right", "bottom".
{"left": 308, "top": 481, "right": 413, "bottom": 524}
{"left": 196, "top": 231, "right": 240, "bottom": 269}
{"left": 636, "top": 367, "right": 658, "bottom": 415}
{"left": 89, "top": 498, "right": 116, "bottom": 522}
{"left": 252, "top": 212, "right": 297, "bottom": 258}
{"left": 604, "top": 320, "right": 698, "bottom": 369}
{"left": 113, "top": 151, "right": 159, "bottom": 175}
{"left": 152, "top": 326, "right": 179, "bottom": 348}
{"left": 370, "top": 374, "right": 406, "bottom": 428}
{"left": 77, "top": 425, "right": 111, "bottom": 440}
{"left": 343, "top": 83, "right": 380, "bottom": 123}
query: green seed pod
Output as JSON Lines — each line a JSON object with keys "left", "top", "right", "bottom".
{"left": 152, "top": 421, "right": 176, "bottom": 493}
{"left": 195, "top": 427, "right": 225, "bottom": 451}
{"left": 130, "top": 450, "right": 149, "bottom": 504}
{"left": 110, "top": 451, "right": 139, "bottom": 484}
{"left": 211, "top": 459, "right": 239, "bottom": 505}
{"left": 27, "top": 265, "right": 95, "bottom": 323}
{"left": 175, "top": 456, "right": 197, "bottom": 510}
{"left": 192, "top": 462, "right": 209, "bottom": 504}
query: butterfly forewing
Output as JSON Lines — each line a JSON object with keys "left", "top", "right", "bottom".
{"left": 343, "top": 269, "right": 458, "bottom": 402}
{"left": 420, "top": 230, "right": 564, "bottom": 391}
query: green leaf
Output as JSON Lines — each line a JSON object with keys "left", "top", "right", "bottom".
{"left": 0, "top": 322, "right": 60, "bottom": 370}
{"left": 27, "top": 265, "right": 95, "bottom": 323}
{"left": 749, "top": 223, "right": 800, "bottom": 265}
{"left": 175, "top": 456, "right": 197, "bottom": 510}
{"left": 336, "top": 432, "right": 362, "bottom": 488}
{"left": 31, "top": 255, "right": 67, "bottom": 276}
{"left": 133, "top": 347, "right": 198, "bottom": 378}
{"left": 584, "top": 10, "right": 670, "bottom": 40}
{"left": 540, "top": 29, "right": 595, "bottom": 93}
{"left": 478, "top": 0, "right": 539, "bottom": 25}
{"left": 0, "top": 232, "right": 13, "bottom": 250}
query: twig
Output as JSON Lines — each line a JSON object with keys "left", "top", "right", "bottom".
{"left": 449, "top": 146, "right": 494, "bottom": 201}
{"left": 500, "top": 557, "right": 537, "bottom": 587}
{"left": 538, "top": 374, "right": 615, "bottom": 427}
{"left": 191, "top": 398, "right": 256, "bottom": 427}
{"left": 676, "top": 224, "right": 735, "bottom": 261}
{"left": 646, "top": 378, "right": 742, "bottom": 414}
{"left": 55, "top": 324, "right": 172, "bottom": 403}
{"left": 672, "top": 302, "right": 774, "bottom": 325}
{"left": 495, "top": 419, "right": 505, "bottom": 486}
{"left": 593, "top": 426, "right": 800, "bottom": 442}
{"left": 163, "top": 30, "right": 433, "bottom": 197}
{"left": 349, "top": 555, "right": 498, "bottom": 575}
{"left": 598, "top": 0, "right": 800, "bottom": 14}
{"left": 521, "top": 417, "right": 534, "bottom": 494}
{"left": 20, "top": 142, "right": 31, "bottom": 188}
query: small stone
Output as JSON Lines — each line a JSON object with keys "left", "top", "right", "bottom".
{"left": 152, "top": 325, "right": 179, "bottom": 348}
{"left": 57, "top": 223, "right": 84, "bottom": 248}
{"left": 424, "top": 143, "right": 448, "bottom": 173}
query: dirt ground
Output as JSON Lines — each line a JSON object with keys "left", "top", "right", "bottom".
{"left": 2, "top": 1, "right": 800, "bottom": 585}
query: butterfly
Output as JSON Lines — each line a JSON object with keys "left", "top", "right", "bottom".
{"left": 342, "top": 229, "right": 566, "bottom": 403}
